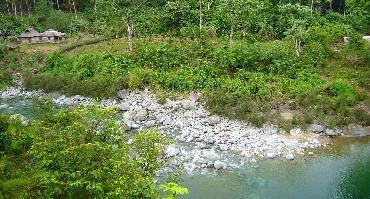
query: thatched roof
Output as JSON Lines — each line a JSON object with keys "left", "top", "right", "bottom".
{"left": 19, "top": 28, "right": 39, "bottom": 38}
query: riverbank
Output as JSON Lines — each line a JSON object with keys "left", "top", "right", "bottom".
{"left": 1, "top": 86, "right": 369, "bottom": 174}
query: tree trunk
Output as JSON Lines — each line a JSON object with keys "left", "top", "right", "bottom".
{"left": 229, "top": 24, "right": 234, "bottom": 45}
{"left": 199, "top": 0, "right": 203, "bottom": 33}
{"left": 20, "top": 1, "right": 23, "bottom": 17}
{"left": 72, "top": 0, "right": 77, "bottom": 19}
{"left": 6, "top": 0, "right": 10, "bottom": 15}
{"left": 127, "top": 23, "right": 134, "bottom": 52}
{"left": 13, "top": 1, "right": 17, "bottom": 16}
{"left": 25, "top": 0, "right": 31, "bottom": 16}
{"left": 56, "top": 0, "right": 60, "bottom": 10}
{"left": 311, "top": 0, "right": 314, "bottom": 12}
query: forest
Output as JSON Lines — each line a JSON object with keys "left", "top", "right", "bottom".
{"left": 0, "top": 0, "right": 369, "bottom": 198}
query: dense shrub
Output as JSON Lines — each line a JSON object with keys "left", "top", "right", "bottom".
{"left": 0, "top": 105, "right": 187, "bottom": 198}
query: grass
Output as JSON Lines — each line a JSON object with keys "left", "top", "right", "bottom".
{"left": 4, "top": 37, "right": 370, "bottom": 129}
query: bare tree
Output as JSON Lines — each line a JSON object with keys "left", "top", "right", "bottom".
{"left": 127, "top": 23, "right": 134, "bottom": 52}
{"left": 56, "top": 0, "right": 60, "bottom": 10}
{"left": 6, "top": 0, "right": 11, "bottom": 15}
{"left": 25, "top": 0, "right": 31, "bottom": 16}
{"left": 72, "top": 0, "right": 77, "bottom": 19}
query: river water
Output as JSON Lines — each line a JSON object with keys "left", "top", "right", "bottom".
{"left": 1, "top": 98, "right": 369, "bottom": 199}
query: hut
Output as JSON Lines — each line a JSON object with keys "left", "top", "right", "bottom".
{"left": 18, "top": 28, "right": 40, "bottom": 43}
{"left": 18, "top": 28, "right": 66, "bottom": 43}
{"left": 38, "top": 29, "right": 66, "bottom": 42}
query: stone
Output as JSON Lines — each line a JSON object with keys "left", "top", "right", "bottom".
{"left": 118, "top": 103, "right": 130, "bottom": 111}
{"left": 145, "top": 120, "right": 156, "bottom": 128}
{"left": 182, "top": 100, "right": 196, "bottom": 110}
{"left": 207, "top": 116, "right": 221, "bottom": 125}
{"left": 325, "top": 128, "right": 341, "bottom": 136}
{"left": 10, "top": 114, "right": 28, "bottom": 125}
{"left": 204, "top": 137, "right": 216, "bottom": 145}
{"left": 218, "top": 144, "right": 229, "bottom": 151}
{"left": 290, "top": 128, "right": 302, "bottom": 135}
{"left": 165, "top": 145, "right": 179, "bottom": 157}
{"left": 148, "top": 104, "right": 157, "bottom": 111}
{"left": 134, "top": 109, "right": 148, "bottom": 121}
{"left": 0, "top": 104, "right": 9, "bottom": 109}
{"left": 213, "top": 160, "right": 226, "bottom": 170}
{"left": 266, "top": 152, "right": 276, "bottom": 159}
{"left": 189, "top": 92, "right": 200, "bottom": 102}
{"left": 343, "top": 36, "right": 350, "bottom": 44}
{"left": 117, "top": 90, "right": 129, "bottom": 99}
{"left": 363, "top": 36, "right": 370, "bottom": 43}
{"left": 250, "top": 158, "right": 258, "bottom": 165}
{"left": 308, "top": 124, "right": 325, "bottom": 134}
{"left": 285, "top": 153, "right": 294, "bottom": 160}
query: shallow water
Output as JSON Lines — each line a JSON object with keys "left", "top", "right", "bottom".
{"left": 182, "top": 137, "right": 370, "bottom": 199}
{"left": 1, "top": 98, "right": 369, "bottom": 199}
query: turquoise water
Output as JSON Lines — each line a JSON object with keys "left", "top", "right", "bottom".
{"left": 182, "top": 137, "right": 370, "bottom": 199}
{"left": 1, "top": 98, "right": 369, "bottom": 199}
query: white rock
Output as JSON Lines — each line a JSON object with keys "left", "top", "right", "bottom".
{"left": 214, "top": 160, "right": 227, "bottom": 169}
{"left": 134, "top": 109, "right": 148, "bottom": 121}
{"left": 285, "top": 153, "right": 294, "bottom": 160}
{"left": 165, "top": 145, "right": 179, "bottom": 157}
{"left": 118, "top": 103, "right": 130, "bottom": 111}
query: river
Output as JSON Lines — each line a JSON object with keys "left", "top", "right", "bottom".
{"left": 1, "top": 98, "right": 369, "bottom": 199}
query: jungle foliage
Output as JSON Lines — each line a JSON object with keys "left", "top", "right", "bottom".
{"left": 0, "top": 101, "right": 187, "bottom": 198}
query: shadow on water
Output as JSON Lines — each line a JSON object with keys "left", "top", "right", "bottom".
{"left": 182, "top": 137, "right": 370, "bottom": 199}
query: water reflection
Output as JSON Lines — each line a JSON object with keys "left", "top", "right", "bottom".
{"left": 183, "top": 137, "right": 370, "bottom": 199}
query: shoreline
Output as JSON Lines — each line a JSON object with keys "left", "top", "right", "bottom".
{"left": 1, "top": 86, "right": 369, "bottom": 174}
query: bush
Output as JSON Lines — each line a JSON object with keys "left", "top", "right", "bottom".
{"left": 325, "top": 80, "right": 358, "bottom": 106}
{"left": 0, "top": 105, "right": 186, "bottom": 198}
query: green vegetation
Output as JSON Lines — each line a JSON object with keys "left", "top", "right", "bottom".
{"left": 0, "top": 0, "right": 369, "bottom": 128}
{"left": 0, "top": 0, "right": 369, "bottom": 197}
{"left": 0, "top": 100, "right": 187, "bottom": 198}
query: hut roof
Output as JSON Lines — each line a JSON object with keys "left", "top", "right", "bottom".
{"left": 19, "top": 28, "right": 39, "bottom": 38}
{"left": 40, "top": 29, "right": 65, "bottom": 37}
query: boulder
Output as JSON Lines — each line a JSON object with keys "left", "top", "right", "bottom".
{"left": 363, "top": 36, "right": 370, "bottom": 43}
{"left": 325, "top": 128, "right": 341, "bottom": 136}
{"left": 207, "top": 116, "right": 221, "bottom": 125}
{"left": 10, "top": 114, "right": 28, "bottom": 125}
{"left": 213, "top": 160, "right": 227, "bottom": 170}
{"left": 285, "top": 153, "right": 294, "bottom": 160}
{"left": 189, "top": 92, "right": 200, "bottom": 102}
{"left": 308, "top": 124, "right": 325, "bottom": 134}
{"left": 165, "top": 145, "right": 179, "bottom": 157}
{"left": 118, "top": 103, "right": 130, "bottom": 111}
{"left": 218, "top": 144, "right": 229, "bottom": 151}
{"left": 117, "top": 90, "right": 129, "bottom": 99}
{"left": 182, "top": 100, "right": 196, "bottom": 110}
{"left": 134, "top": 109, "right": 148, "bottom": 121}
{"left": 0, "top": 104, "right": 9, "bottom": 109}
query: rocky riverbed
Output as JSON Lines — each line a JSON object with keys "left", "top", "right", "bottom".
{"left": 1, "top": 87, "right": 369, "bottom": 174}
